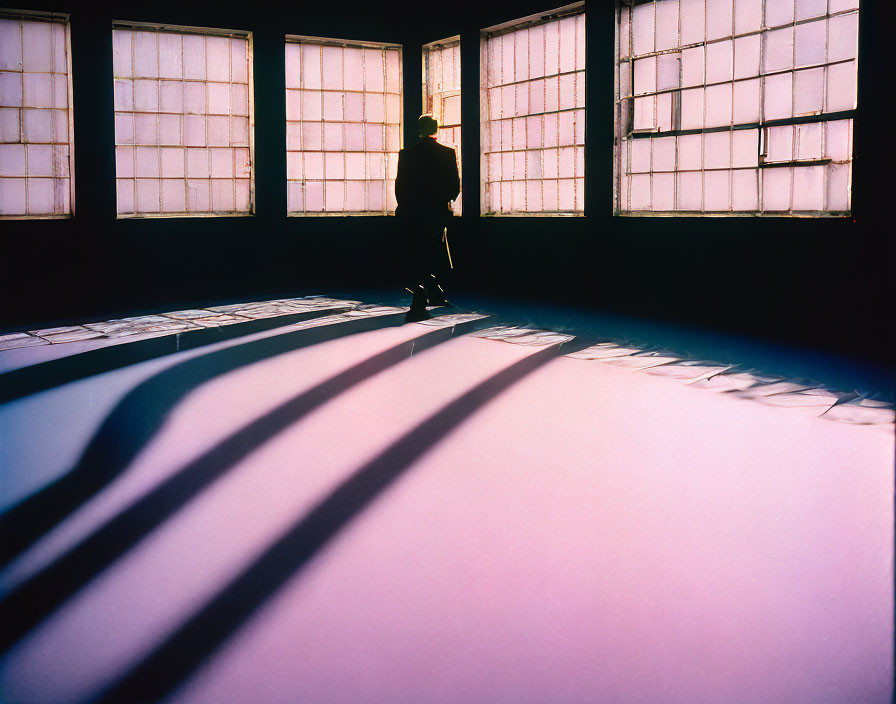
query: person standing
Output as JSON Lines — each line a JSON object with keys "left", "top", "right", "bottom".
{"left": 395, "top": 114, "right": 460, "bottom": 321}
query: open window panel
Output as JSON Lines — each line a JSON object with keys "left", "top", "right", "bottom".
{"left": 0, "top": 10, "right": 74, "bottom": 219}
{"left": 286, "top": 36, "right": 402, "bottom": 216}
{"left": 112, "top": 22, "right": 254, "bottom": 218}
{"left": 423, "top": 36, "right": 461, "bottom": 215}
{"left": 481, "top": 2, "right": 585, "bottom": 216}
{"left": 614, "top": 0, "right": 858, "bottom": 216}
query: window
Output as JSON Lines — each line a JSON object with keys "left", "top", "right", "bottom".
{"left": 423, "top": 37, "right": 461, "bottom": 215}
{"left": 285, "top": 37, "right": 401, "bottom": 215}
{"left": 615, "top": 0, "right": 858, "bottom": 215}
{"left": 481, "top": 4, "right": 585, "bottom": 216}
{"left": 0, "top": 11, "right": 74, "bottom": 218}
{"left": 112, "top": 23, "right": 253, "bottom": 217}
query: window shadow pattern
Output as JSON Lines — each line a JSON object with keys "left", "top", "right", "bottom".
{"left": 88, "top": 335, "right": 594, "bottom": 704}
{"left": 0, "top": 307, "right": 353, "bottom": 406}
{"left": 0, "top": 311, "right": 408, "bottom": 572}
{"left": 0, "top": 315, "right": 490, "bottom": 653}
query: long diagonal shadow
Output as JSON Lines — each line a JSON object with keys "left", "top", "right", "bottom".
{"left": 0, "top": 310, "right": 408, "bottom": 570}
{"left": 0, "top": 307, "right": 353, "bottom": 406}
{"left": 0, "top": 315, "right": 490, "bottom": 653}
{"left": 89, "top": 334, "right": 593, "bottom": 704}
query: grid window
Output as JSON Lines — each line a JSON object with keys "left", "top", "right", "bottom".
{"left": 615, "top": 0, "right": 858, "bottom": 215}
{"left": 481, "top": 4, "right": 585, "bottom": 215}
{"left": 285, "top": 37, "right": 401, "bottom": 215}
{"left": 423, "top": 37, "right": 461, "bottom": 215}
{"left": 113, "top": 24, "right": 253, "bottom": 217}
{"left": 0, "top": 12, "right": 74, "bottom": 218}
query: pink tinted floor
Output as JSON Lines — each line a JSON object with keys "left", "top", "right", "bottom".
{"left": 0, "top": 315, "right": 892, "bottom": 703}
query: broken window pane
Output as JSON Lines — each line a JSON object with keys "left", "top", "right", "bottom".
{"left": 287, "top": 38, "right": 401, "bottom": 215}
{"left": 1, "top": 14, "right": 73, "bottom": 217}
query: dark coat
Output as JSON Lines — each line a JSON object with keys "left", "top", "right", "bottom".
{"left": 394, "top": 137, "right": 460, "bottom": 224}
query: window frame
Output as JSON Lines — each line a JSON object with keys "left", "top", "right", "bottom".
{"left": 0, "top": 9, "right": 76, "bottom": 220}
{"left": 423, "top": 35, "right": 462, "bottom": 215}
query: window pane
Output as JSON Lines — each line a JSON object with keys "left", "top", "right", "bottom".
{"left": 482, "top": 11, "right": 585, "bottom": 215}
{"left": 287, "top": 38, "right": 402, "bottom": 215}
{"left": 0, "top": 14, "right": 73, "bottom": 217}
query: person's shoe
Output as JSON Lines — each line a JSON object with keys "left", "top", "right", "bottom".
{"left": 406, "top": 286, "right": 431, "bottom": 322}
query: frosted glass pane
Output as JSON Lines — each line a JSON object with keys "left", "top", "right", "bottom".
{"left": 634, "top": 57, "right": 656, "bottom": 96}
{"left": 116, "top": 179, "right": 134, "bottom": 214}
{"left": 792, "top": 165, "right": 823, "bottom": 209}
{"left": 795, "top": 19, "right": 826, "bottom": 67}
{"left": 543, "top": 179, "right": 558, "bottom": 211}
{"left": 731, "top": 128, "right": 758, "bottom": 167}
{"left": 704, "top": 83, "right": 732, "bottom": 127}
{"left": 657, "top": 54, "right": 680, "bottom": 91}
{"left": 526, "top": 115, "right": 542, "bottom": 149}
{"left": 206, "top": 37, "right": 231, "bottom": 82}
{"left": 704, "top": 131, "right": 731, "bottom": 169}
{"left": 183, "top": 35, "right": 206, "bottom": 81}
{"left": 656, "top": 92, "right": 674, "bottom": 132}
{"left": 529, "top": 78, "right": 546, "bottom": 113}
{"left": 364, "top": 124, "right": 383, "bottom": 150}
{"left": 766, "top": 125, "right": 793, "bottom": 162}
{"left": 681, "top": 0, "right": 705, "bottom": 45}
{"left": 116, "top": 145, "right": 135, "bottom": 178}
{"left": 765, "top": 1, "right": 794, "bottom": 27}
{"left": 325, "top": 180, "right": 344, "bottom": 211}
{"left": 795, "top": 122, "right": 822, "bottom": 160}
{"left": 286, "top": 122, "right": 301, "bottom": 150}
{"left": 208, "top": 83, "right": 230, "bottom": 115}
{"left": 543, "top": 148, "right": 558, "bottom": 178}
{"left": 24, "top": 74, "right": 52, "bottom": 108}
{"left": 186, "top": 148, "right": 208, "bottom": 178}
{"left": 345, "top": 181, "right": 365, "bottom": 211}
{"left": 829, "top": 0, "right": 858, "bottom": 11}
{"left": 160, "top": 80, "right": 183, "bottom": 113}
{"left": 230, "top": 116, "right": 249, "bottom": 146}
{"left": 796, "top": 0, "right": 826, "bottom": 20}
{"left": 678, "top": 133, "right": 702, "bottom": 170}
{"left": 186, "top": 179, "right": 210, "bottom": 211}
{"left": 23, "top": 109, "right": 52, "bottom": 142}
{"left": 211, "top": 179, "right": 233, "bottom": 211}
{"left": 287, "top": 181, "right": 302, "bottom": 211}
{"left": 304, "top": 181, "right": 323, "bottom": 211}
{"left": 302, "top": 45, "right": 321, "bottom": 89}
{"left": 325, "top": 152, "right": 344, "bottom": 180}
{"left": 761, "top": 167, "right": 791, "bottom": 210}
{"left": 763, "top": 73, "right": 792, "bottom": 120}
{"left": 158, "top": 33, "right": 182, "bottom": 79}
{"left": 680, "top": 88, "right": 704, "bottom": 130}
{"left": 824, "top": 119, "right": 851, "bottom": 161}
{"left": 631, "top": 139, "right": 650, "bottom": 173}
{"left": 630, "top": 173, "right": 650, "bottom": 210}
{"left": 521, "top": 29, "right": 535, "bottom": 81}
{"left": 115, "top": 113, "right": 135, "bottom": 144}
{"left": 514, "top": 117, "right": 528, "bottom": 149}
{"left": 559, "top": 148, "right": 575, "bottom": 180}
{"left": 135, "top": 146, "right": 160, "bottom": 177}
{"left": 704, "top": 170, "right": 730, "bottom": 210}
{"left": 0, "top": 143, "right": 25, "bottom": 175}
{"left": 790, "top": 68, "right": 823, "bottom": 116}
{"left": 828, "top": 12, "right": 858, "bottom": 62}
{"left": 345, "top": 152, "right": 365, "bottom": 180}
{"left": 1, "top": 72, "right": 24, "bottom": 106}
{"left": 653, "top": 136, "right": 676, "bottom": 171}
{"left": 706, "top": 41, "right": 733, "bottom": 84}
{"left": 303, "top": 152, "right": 323, "bottom": 179}
{"left": 558, "top": 179, "right": 575, "bottom": 210}
{"left": 0, "top": 177, "right": 26, "bottom": 214}
{"left": 653, "top": 172, "right": 674, "bottom": 210}
{"left": 134, "top": 32, "right": 158, "bottom": 78}
{"left": 231, "top": 38, "right": 248, "bottom": 84}
{"left": 285, "top": 44, "right": 301, "bottom": 89}
{"left": 26, "top": 143, "right": 52, "bottom": 176}
{"left": 53, "top": 74, "right": 68, "bottom": 109}
{"left": 677, "top": 171, "right": 702, "bottom": 209}
{"left": 825, "top": 61, "right": 856, "bottom": 112}
{"left": 136, "top": 178, "right": 160, "bottom": 212}
{"left": 619, "top": 6, "right": 630, "bottom": 60}
{"left": 655, "top": 0, "right": 679, "bottom": 52}
{"left": 529, "top": 25, "right": 545, "bottom": 78}
{"left": 183, "top": 115, "right": 206, "bottom": 147}
{"left": 26, "top": 177, "right": 54, "bottom": 213}
{"left": 1, "top": 21, "right": 23, "bottom": 71}
{"left": 575, "top": 15, "right": 585, "bottom": 72}
{"left": 731, "top": 168, "right": 758, "bottom": 209}
{"left": 634, "top": 96, "right": 654, "bottom": 131}
{"left": 0, "top": 107, "right": 21, "bottom": 142}
{"left": 732, "top": 78, "right": 760, "bottom": 123}
{"left": 113, "top": 30, "right": 132, "bottom": 77}
{"left": 160, "top": 147, "right": 184, "bottom": 178}
{"left": 632, "top": 3, "right": 655, "bottom": 56}
{"left": 285, "top": 90, "right": 300, "bottom": 122}
{"left": 161, "top": 179, "right": 186, "bottom": 212}
{"left": 544, "top": 76, "right": 559, "bottom": 112}
{"left": 323, "top": 92, "right": 342, "bottom": 121}
{"left": 366, "top": 93, "right": 384, "bottom": 123}
{"left": 321, "top": 47, "right": 342, "bottom": 90}
{"left": 735, "top": 0, "right": 762, "bottom": 34}
{"left": 235, "top": 149, "right": 249, "bottom": 179}
{"left": 363, "top": 49, "right": 384, "bottom": 92}
{"left": 134, "top": 79, "right": 159, "bottom": 112}
{"left": 707, "top": 0, "right": 733, "bottom": 41}
{"left": 210, "top": 148, "right": 233, "bottom": 178}
{"left": 301, "top": 91, "right": 322, "bottom": 121}
{"left": 826, "top": 163, "right": 849, "bottom": 210}
{"left": 681, "top": 47, "right": 704, "bottom": 88}
{"left": 22, "top": 21, "right": 51, "bottom": 72}
{"left": 184, "top": 82, "right": 205, "bottom": 114}
{"left": 763, "top": 28, "right": 793, "bottom": 73}
{"left": 343, "top": 123, "right": 362, "bottom": 151}
{"left": 232, "top": 84, "right": 248, "bottom": 116}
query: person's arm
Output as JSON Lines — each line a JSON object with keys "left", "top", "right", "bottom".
{"left": 394, "top": 150, "right": 408, "bottom": 212}
{"left": 446, "top": 149, "right": 460, "bottom": 202}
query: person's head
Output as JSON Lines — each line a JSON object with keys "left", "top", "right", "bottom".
{"left": 417, "top": 114, "right": 438, "bottom": 137}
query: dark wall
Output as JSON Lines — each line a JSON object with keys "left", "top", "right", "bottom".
{"left": 1, "top": 0, "right": 891, "bottom": 365}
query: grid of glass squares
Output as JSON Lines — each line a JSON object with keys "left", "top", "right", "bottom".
{"left": 112, "top": 25, "right": 253, "bottom": 217}
{"left": 285, "top": 38, "right": 401, "bottom": 215}
{"left": 0, "top": 13, "right": 73, "bottom": 217}
{"left": 482, "top": 8, "right": 586, "bottom": 215}
{"left": 423, "top": 38, "right": 462, "bottom": 215}
{"left": 615, "top": 0, "right": 858, "bottom": 214}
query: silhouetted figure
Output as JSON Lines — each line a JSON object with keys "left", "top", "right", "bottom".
{"left": 395, "top": 114, "right": 460, "bottom": 321}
